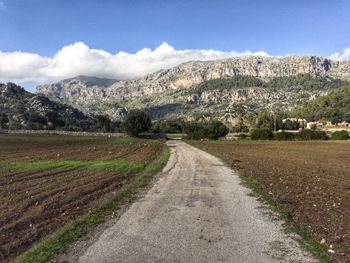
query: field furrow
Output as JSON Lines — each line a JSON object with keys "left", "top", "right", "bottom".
{"left": 192, "top": 140, "right": 350, "bottom": 263}
{"left": 0, "top": 134, "right": 164, "bottom": 263}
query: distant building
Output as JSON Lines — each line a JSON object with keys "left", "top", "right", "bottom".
{"left": 306, "top": 122, "right": 318, "bottom": 129}
{"left": 338, "top": 121, "right": 349, "bottom": 127}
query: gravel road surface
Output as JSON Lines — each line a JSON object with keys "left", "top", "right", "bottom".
{"left": 77, "top": 141, "right": 316, "bottom": 263}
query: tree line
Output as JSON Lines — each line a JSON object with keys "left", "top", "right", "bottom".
{"left": 291, "top": 86, "right": 350, "bottom": 123}
{"left": 191, "top": 74, "right": 348, "bottom": 95}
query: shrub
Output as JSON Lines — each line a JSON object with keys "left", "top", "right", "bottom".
{"left": 0, "top": 113, "right": 9, "bottom": 129}
{"left": 274, "top": 131, "right": 296, "bottom": 141}
{"left": 8, "top": 119, "right": 23, "bottom": 130}
{"left": 282, "top": 120, "right": 300, "bottom": 130}
{"left": 25, "top": 122, "right": 45, "bottom": 130}
{"left": 150, "top": 121, "right": 162, "bottom": 134}
{"left": 250, "top": 128, "right": 273, "bottom": 140}
{"left": 160, "top": 119, "right": 183, "bottom": 133}
{"left": 184, "top": 122, "right": 208, "bottom": 140}
{"left": 92, "top": 115, "right": 111, "bottom": 133}
{"left": 237, "top": 133, "right": 247, "bottom": 139}
{"left": 27, "top": 112, "right": 47, "bottom": 124}
{"left": 255, "top": 111, "right": 284, "bottom": 131}
{"left": 233, "top": 122, "right": 249, "bottom": 133}
{"left": 331, "top": 130, "right": 349, "bottom": 140}
{"left": 297, "top": 129, "right": 328, "bottom": 140}
{"left": 110, "top": 121, "right": 124, "bottom": 133}
{"left": 206, "top": 120, "right": 229, "bottom": 140}
{"left": 184, "top": 120, "right": 229, "bottom": 140}
{"left": 124, "top": 109, "right": 151, "bottom": 136}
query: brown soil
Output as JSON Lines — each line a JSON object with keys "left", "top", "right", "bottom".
{"left": 0, "top": 134, "right": 164, "bottom": 263}
{"left": 194, "top": 140, "right": 350, "bottom": 263}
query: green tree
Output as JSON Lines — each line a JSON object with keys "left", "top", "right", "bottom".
{"left": 292, "top": 87, "right": 350, "bottom": 122}
{"left": 26, "top": 112, "right": 47, "bottom": 125}
{"left": 282, "top": 120, "right": 300, "bottom": 130}
{"left": 250, "top": 128, "right": 273, "bottom": 140}
{"left": 110, "top": 121, "right": 124, "bottom": 133}
{"left": 93, "top": 115, "right": 111, "bottom": 132}
{"left": 183, "top": 122, "right": 208, "bottom": 140}
{"left": 124, "top": 109, "right": 152, "bottom": 136}
{"left": 255, "top": 111, "right": 284, "bottom": 131}
{"left": 233, "top": 121, "right": 249, "bottom": 133}
{"left": 255, "top": 112, "right": 271, "bottom": 129}
{"left": 160, "top": 119, "right": 184, "bottom": 133}
{"left": 184, "top": 120, "right": 229, "bottom": 140}
{"left": 0, "top": 113, "right": 9, "bottom": 129}
{"left": 8, "top": 119, "right": 23, "bottom": 130}
{"left": 206, "top": 120, "right": 229, "bottom": 139}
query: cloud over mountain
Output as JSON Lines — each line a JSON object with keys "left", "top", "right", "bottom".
{"left": 0, "top": 42, "right": 270, "bottom": 85}
{"left": 1, "top": 42, "right": 349, "bottom": 86}
{"left": 329, "top": 46, "right": 350, "bottom": 61}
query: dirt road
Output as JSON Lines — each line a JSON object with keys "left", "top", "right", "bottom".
{"left": 76, "top": 141, "right": 316, "bottom": 263}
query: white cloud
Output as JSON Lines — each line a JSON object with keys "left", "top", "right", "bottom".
{"left": 0, "top": 42, "right": 270, "bottom": 85}
{"left": 329, "top": 46, "right": 350, "bottom": 61}
{"left": 2, "top": 41, "right": 350, "bottom": 87}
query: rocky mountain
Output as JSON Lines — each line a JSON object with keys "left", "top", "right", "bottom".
{"left": 36, "top": 75, "right": 119, "bottom": 115}
{"left": 0, "top": 82, "right": 88, "bottom": 130}
{"left": 36, "top": 56, "right": 350, "bottom": 125}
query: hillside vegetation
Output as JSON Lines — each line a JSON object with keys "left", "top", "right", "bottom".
{"left": 292, "top": 86, "right": 350, "bottom": 122}
{"left": 140, "top": 74, "right": 349, "bottom": 123}
{"left": 192, "top": 74, "right": 348, "bottom": 94}
{"left": 0, "top": 83, "right": 122, "bottom": 132}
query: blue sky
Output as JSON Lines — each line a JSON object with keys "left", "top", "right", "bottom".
{"left": 1, "top": 0, "right": 349, "bottom": 56}
{"left": 1, "top": 0, "right": 350, "bottom": 89}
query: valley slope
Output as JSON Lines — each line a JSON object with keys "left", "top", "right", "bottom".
{"left": 0, "top": 82, "right": 88, "bottom": 130}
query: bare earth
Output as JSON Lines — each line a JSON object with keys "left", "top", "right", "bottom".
{"left": 74, "top": 141, "right": 316, "bottom": 263}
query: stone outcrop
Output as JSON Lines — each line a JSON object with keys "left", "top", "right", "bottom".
{"left": 36, "top": 75, "right": 117, "bottom": 108}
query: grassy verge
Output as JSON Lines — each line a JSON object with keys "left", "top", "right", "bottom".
{"left": 12, "top": 145, "right": 170, "bottom": 263}
{"left": 12, "top": 160, "right": 145, "bottom": 173}
{"left": 166, "top": 133, "right": 183, "bottom": 140}
{"left": 187, "top": 140, "right": 333, "bottom": 263}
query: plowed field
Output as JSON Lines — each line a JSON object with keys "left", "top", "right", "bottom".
{"left": 193, "top": 140, "right": 350, "bottom": 263}
{"left": 0, "top": 134, "right": 164, "bottom": 262}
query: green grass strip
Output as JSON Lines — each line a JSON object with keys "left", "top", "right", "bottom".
{"left": 12, "top": 146, "right": 170, "bottom": 263}
{"left": 187, "top": 140, "right": 333, "bottom": 263}
{"left": 166, "top": 133, "right": 183, "bottom": 140}
{"left": 12, "top": 160, "right": 145, "bottom": 173}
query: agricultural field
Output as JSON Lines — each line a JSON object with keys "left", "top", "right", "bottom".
{"left": 191, "top": 140, "right": 350, "bottom": 263}
{"left": 0, "top": 134, "right": 165, "bottom": 262}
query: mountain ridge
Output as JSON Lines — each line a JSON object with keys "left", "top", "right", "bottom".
{"left": 35, "top": 55, "right": 350, "bottom": 123}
